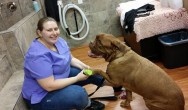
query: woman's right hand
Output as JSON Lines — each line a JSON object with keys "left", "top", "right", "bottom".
{"left": 75, "top": 70, "right": 89, "bottom": 82}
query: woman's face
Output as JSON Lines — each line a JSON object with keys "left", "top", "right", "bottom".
{"left": 38, "top": 21, "right": 60, "bottom": 45}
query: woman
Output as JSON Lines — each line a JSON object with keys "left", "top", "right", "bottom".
{"left": 21, "top": 17, "right": 105, "bottom": 110}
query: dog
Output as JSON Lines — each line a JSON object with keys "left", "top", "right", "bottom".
{"left": 89, "top": 33, "right": 185, "bottom": 110}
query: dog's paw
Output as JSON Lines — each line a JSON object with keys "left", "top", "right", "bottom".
{"left": 120, "top": 100, "right": 130, "bottom": 108}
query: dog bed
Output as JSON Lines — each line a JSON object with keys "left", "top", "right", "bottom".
{"left": 116, "top": 0, "right": 188, "bottom": 59}
{"left": 117, "top": 0, "right": 188, "bottom": 42}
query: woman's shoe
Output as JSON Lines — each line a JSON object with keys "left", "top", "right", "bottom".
{"left": 86, "top": 100, "right": 105, "bottom": 110}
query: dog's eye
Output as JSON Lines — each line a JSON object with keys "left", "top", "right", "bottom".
{"left": 96, "top": 39, "right": 100, "bottom": 42}
{"left": 98, "top": 46, "right": 103, "bottom": 49}
{"left": 95, "top": 40, "right": 100, "bottom": 45}
{"left": 97, "top": 39, "right": 102, "bottom": 45}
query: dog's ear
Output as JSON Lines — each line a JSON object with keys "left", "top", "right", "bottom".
{"left": 111, "top": 40, "right": 125, "bottom": 51}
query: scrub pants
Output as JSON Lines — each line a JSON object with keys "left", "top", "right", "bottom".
{"left": 24, "top": 66, "right": 104, "bottom": 110}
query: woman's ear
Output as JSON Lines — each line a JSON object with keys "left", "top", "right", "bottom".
{"left": 37, "top": 29, "right": 42, "bottom": 37}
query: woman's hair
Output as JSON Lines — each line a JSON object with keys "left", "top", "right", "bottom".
{"left": 37, "top": 17, "right": 57, "bottom": 31}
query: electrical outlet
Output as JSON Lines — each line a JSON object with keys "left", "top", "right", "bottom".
{"left": 78, "top": 0, "right": 83, "bottom": 4}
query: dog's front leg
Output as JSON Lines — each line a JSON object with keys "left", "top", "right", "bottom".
{"left": 92, "top": 69, "right": 117, "bottom": 85}
{"left": 120, "top": 89, "right": 132, "bottom": 108}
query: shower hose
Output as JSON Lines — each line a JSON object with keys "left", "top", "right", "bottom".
{"left": 58, "top": 0, "right": 89, "bottom": 40}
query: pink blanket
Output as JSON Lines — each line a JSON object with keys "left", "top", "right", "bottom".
{"left": 117, "top": 1, "right": 188, "bottom": 42}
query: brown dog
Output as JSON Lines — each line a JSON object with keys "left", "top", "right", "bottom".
{"left": 89, "top": 33, "right": 185, "bottom": 110}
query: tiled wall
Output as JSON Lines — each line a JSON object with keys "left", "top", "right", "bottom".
{"left": 0, "top": 0, "right": 33, "bottom": 31}
{"left": 53, "top": 0, "right": 129, "bottom": 48}
{"left": 0, "top": 0, "right": 44, "bottom": 70}
{"left": 0, "top": 32, "right": 23, "bottom": 71}
{"left": 0, "top": 54, "right": 14, "bottom": 91}
{"left": 0, "top": 0, "right": 129, "bottom": 48}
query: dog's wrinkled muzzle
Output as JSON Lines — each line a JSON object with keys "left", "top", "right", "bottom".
{"left": 88, "top": 41, "right": 102, "bottom": 58}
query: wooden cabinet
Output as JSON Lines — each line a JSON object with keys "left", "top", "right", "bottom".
{"left": 184, "top": 0, "right": 188, "bottom": 11}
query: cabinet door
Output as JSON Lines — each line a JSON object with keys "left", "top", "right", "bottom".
{"left": 184, "top": 0, "right": 188, "bottom": 11}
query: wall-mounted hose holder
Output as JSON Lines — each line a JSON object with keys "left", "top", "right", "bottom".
{"left": 58, "top": 0, "right": 89, "bottom": 41}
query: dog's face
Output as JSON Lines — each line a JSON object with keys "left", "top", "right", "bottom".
{"left": 89, "top": 33, "right": 129, "bottom": 61}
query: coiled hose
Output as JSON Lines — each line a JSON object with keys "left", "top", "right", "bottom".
{"left": 58, "top": 1, "right": 89, "bottom": 40}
